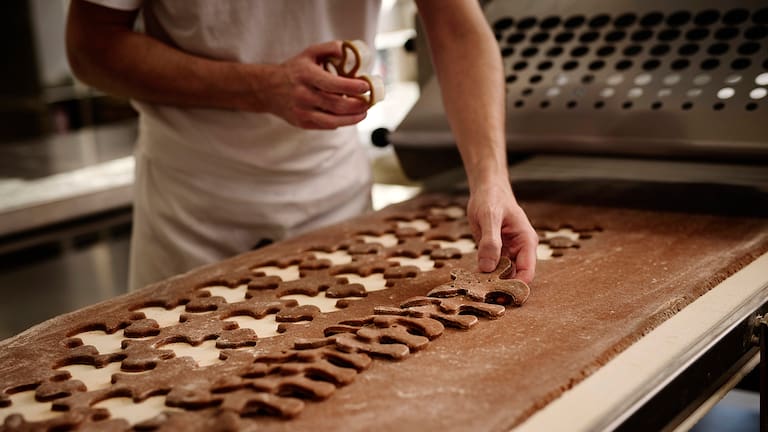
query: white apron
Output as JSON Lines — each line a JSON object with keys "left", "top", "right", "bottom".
{"left": 84, "top": 0, "right": 381, "bottom": 290}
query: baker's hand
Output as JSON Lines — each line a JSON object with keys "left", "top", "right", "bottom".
{"left": 268, "top": 41, "right": 371, "bottom": 129}
{"left": 468, "top": 183, "right": 538, "bottom": 283}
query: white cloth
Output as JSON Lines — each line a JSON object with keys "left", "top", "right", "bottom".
{"left": 129, "top": 150, "right": 372, "bottom": 291}
{"left": 84, "top": 0, "right": 381, "bottom": 290}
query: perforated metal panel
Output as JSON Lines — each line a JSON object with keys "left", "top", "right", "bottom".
{"left": 391, "top": 0, "right": 768, "bottom": 179}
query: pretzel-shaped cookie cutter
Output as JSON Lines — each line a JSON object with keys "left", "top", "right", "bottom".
{"left": 323, "top": 40, "right": 385, "bottom": 107}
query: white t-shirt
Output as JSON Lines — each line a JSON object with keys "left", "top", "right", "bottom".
{"left": 82, "top": 0, "right": 382, "bottom": 290}
{"left": 85, "top": 0, "right": 381, "bottom": 178}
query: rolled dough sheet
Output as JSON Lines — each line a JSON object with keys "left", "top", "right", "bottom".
{"left": 1, "top": 179, "right": 766, "bottom": 431}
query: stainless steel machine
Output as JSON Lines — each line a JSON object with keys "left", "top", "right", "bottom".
{"left": 384, "top": 0, "right": 768, "bottom": 180}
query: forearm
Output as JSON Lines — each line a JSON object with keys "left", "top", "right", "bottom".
{"left": 66, "top": 0, "right": 274, "bottom": 111}
{"left": 416, "top": 0, "right": 510, "bottom": 193}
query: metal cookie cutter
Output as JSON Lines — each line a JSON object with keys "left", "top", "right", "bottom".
{"left": 323, "top": 40, "right": 385, "bottom": 107}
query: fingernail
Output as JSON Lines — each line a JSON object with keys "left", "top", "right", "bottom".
{"left": 479, "top": 258, "right": 495, "bottom": 272}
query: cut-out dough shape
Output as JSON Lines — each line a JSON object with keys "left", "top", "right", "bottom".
{"left": 57, "top": 362, "right": 146, "bottom": 391}
{"left": 159, "top": 340, "right": 222, "bottom": 367}
{"left": 74, "top": 329, "right": 149, "bottom": 355}
{"left": 280, "top": 294, "right": 359, "bottom": 313}
{"left": 201, "top": 284, "right": 248, "bottom": 304}
{"left": 253, "top": 265, "right": 300, "bottom": 282}
{"left": 307, "top": 250, "right": 353, "bottom": 266}
{"left": 428, "top": 256, "right": 530, "bottom": 306}
{"left": 388, "top": 255, "right": 436, "bottom": 271}
{"left": 357, "top": 234, "right": 399, "bottom": 248}
{"left": 93, "top": 395, "right": 180, "bottom": 425}
{"left": 396, "top": 219, "right": 431, "bottom": 232}
{"left": 537, "top": 244, "right": 554, "bottom": 260}
{"left": 429, "top": 206, "right": 465, "bottom": 219}
{"left": 134, "top": 305, "right": 186, "bottom": 328}
{"left": 0, "top": 390, "right": 59, "bottom": 423}
{"left": 537, "top": 228, "right": 592, "bottom": 259}
{"left": 429, "top": 239, "right": 476, "bottom": 254}
{"left": 225, "top": 314, "right": 280, "bottom": 339}
{"left": 334, "top": 273, "right": 387, "bottom": 292}
{"left": 322, "top": 40, "right": 384, "bottom": 107}
{"left": 543, "top": 228, "right": 580, "bottom": 241}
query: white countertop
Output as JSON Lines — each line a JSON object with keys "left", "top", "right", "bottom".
{"left": 0, "top": 83, "right": 422, "bottom": 237}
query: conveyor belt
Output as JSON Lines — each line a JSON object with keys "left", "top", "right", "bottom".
{"left": 1, "top": 178, "right": 766, "bottom": 431}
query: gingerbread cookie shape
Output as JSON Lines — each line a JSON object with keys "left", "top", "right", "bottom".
{"left": 428, "top": 256, "right": 530, "bottom": 306}
{"left": 322, "top": 39, "right": 385, "bottom": 107}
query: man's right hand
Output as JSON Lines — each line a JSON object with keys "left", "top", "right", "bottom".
{"left": 67, "top": 2, "right": 371, "bottom": 124}
{"left": 262, "top": 41, "right": 372, "bottom": 130}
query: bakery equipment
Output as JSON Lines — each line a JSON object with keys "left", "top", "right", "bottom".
{"left": 382, "top": 0, "right": 768, "bottom": 179}
{"left": 378, "top": 0, "right": 768, "bottom": 430}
